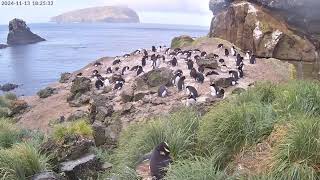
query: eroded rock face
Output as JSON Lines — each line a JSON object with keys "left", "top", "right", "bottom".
{"left": 209, "top": 1, "right": 317, "bottom": 61}
{"left": 7, "top": 19, "right": 45, "bottom": 45}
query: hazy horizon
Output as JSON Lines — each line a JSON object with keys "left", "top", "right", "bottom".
{"left": 0, "top": 0, "right": 213, "bottom": 26}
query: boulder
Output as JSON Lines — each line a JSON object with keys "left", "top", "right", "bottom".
{"left": 37, "top": 87, "right": 56, "bottom": 98}
{"left": 196, "top": 58, "right": 219, "bottom": 69}
{"left": 141, "top": 68, "right": 173, "bottom": 87}
{"left": 209, "top": 1, "right": 317, "bottom": 61}
{"left": 120, "top": 85, "right": 134, "bottom": 103}
{"left": 0, "top": 83, "right": 18, "bottom": 92}
{"left": 68, "top": 94, "right": 90, "bottom": 107}
{"left": 0, "top": 44, "right": 8, "bottom": 49}
{"left": 171, "top": 35, "right": 194, "bottom": 49}
{"left": 133, "top": 91, "right": 149, "bottom": 102}
{"left": 92, "top": 121, "right": 107, "bottom": 146}
{"left": 32, "top": 171, "right": 65, "bottom": 180}
{"left": 7, "top": 18, "right": 45, "bottom": 45}
{"left": 59, "top": 73, "right": 72, "bottom": 83}
{"left": 95, "top": 105, "right": 114, "bottom": 122}
{"left": 70, "top": 77, "right": 91, "bottom": 95}
{"left": 8, "top": 100, "right": 28, "bottom": 116}
{"left": 60, "top": 154, "right": 101, "bottom": 180}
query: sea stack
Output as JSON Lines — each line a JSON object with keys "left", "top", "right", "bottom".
{"left": 7, "top": 18, "right": 45, "bottom": 45}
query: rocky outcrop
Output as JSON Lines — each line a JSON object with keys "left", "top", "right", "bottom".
{"left": 209, "top": 1, "right": 318, "bottom": 61}
{"left": 59, "top": 73, "right": 72, "bottom": 83}
{"left": 67, "top": 77, "right": 91, "bottom": 107}
{"left": 171, "top": 35, "right": 194, "bottom": 49}
{"left": 0, "top": 83, "right": 18, "bottom": 92}
{"left": 196, "top": 58, "right": 219, "bottom": 69}
{"left": 51, "top": 6, "right": 140, "bottom": 23}
{"left": 37, "top": 87, "right": 57, "bottom": 98}
{"left": 140, "top": 68, "right": 173, "bottom": 88}
{"left": 7, "top": 19, "right": 45, "bottom": 45}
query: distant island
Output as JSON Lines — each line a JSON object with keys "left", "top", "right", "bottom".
{"left": 51, "top": 6, "right": 140, "bottom": 23}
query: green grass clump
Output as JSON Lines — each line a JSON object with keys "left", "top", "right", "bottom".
{"left": 165, "top": 157, "right": 230, "bottom": 180}
{"left": 270, "top": 116, "right": 320, "bottom": 179}
{"left": 0, "top": 143, "right": 50, "bottom": 179}
{"left": 113, "top": 107, "right": 200, "bottom": 170}
{"left": 171, "top": 36, "right": 194, "bottom": 49}
{"left": 52, "top": 119, "right": 93, "bottom": 141}
{"left": 0, "top": 118, "right": 22, "bottom": 148}
{"left": 198, "top": 101, "right": 277, "bottom": 168}
{"left": 236, "top": 82, "right": 277, "bottom": 105}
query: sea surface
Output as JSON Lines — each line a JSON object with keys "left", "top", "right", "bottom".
{"left": 0, "top": 23, "right": 208, "bottom": 96}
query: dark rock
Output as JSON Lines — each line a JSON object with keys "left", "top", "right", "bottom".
{"left": 70, "top": 77, "right": 91, "bottom": 95}
{"left": 32, "top": 171, "right": 65, "bottom": 180}
{"left": 196, "top": 58, "right": 219, "bottom": 69}
{"left": 120, "top": 85, "right": 134, "bottom": 103}
{"left": 141, "top": 68, "right": 173, "bottom": 88}
{"left": 214, "top": 78, "right": 234, "bottom": 88}
{"left": 95, "top": 105, "right": 114, "bottom": 122}
{"left": 92, "top": 121, "right": 107, "bottom": 146}
{"left": 67, "top": 110, "right": 87, "bottom": 121}
{"left": 121, "top": 103, "right": 134, "bottom": 115}
{"left": 171, "top": 35, "right": 194, "bottom": 49}
{"left": 59, "top": 73, "right": 72, "bottom": 83}
{"left": 7, "top": 18, "right": 45, "bottom": 45}
{"left": 133, "top": 91, "right": 150, "bottom": 102}
{"left": 0, "top": 44, "right": 8, "bottom": 49}
{"left": 37, "top": 87, "right": 56, "bottom": 98}
{"left": 8, "top": 100, "right": 28, "bottom": 116}
{"left": 60, "top": 154, "right": 101, "bottom": 180}
{"left": 0, "top": 83, "right": 18, "bottom": 92}
{"left": 68, "top": 94, "right": 90, "bottom": 107}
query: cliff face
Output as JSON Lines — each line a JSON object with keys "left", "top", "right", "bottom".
{"left": 51, "top": 6, "right": 140, "bottom": 23}
{"left": 209, "top": 0, "right": 320, "bottom": 61}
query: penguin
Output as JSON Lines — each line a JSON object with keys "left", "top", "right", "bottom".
{"left": 114, "top": 67, "right": 120, "bottom": 71}
{"left": 250, "top": 55, "right": 256, "bottom": 64}
{"left": 220, "top": 64, "right": 229, "bottom": 73}
{"left": 143, "top": 49, "right": 148, "bottom": 57}
{"left": 130, "top": 65, "right": 139, "bottom": 71}
{"left": 187, "top": 60, "right": 194, "bottom": 70}
{"left": 150, "top": 142, "right": 172, "bottom": 180}
{"left": 123, "top": 54, "right": 130, "bottom": 58}
{"left": 231, "top": 46, "right": 236, "bottom": 56}
{"left": 151, "top": 54, "right": 156, "bottom": 61}
{"left": 216, "top": 89, "right": 225, "bottom": 99}
{"left": 210, "top": 83, "right": 219, "bottom": 97}
{"left": 219, "top": 59, "right": 225, "bottom": 65}
{"left": 112, "top": 59, "right": 121, "bottom": 65}
{"left": 186, "top": 86, "right": 199, "bottom": 98}
{"left": 194, "top": 55, "right": 201, "bottom": 61}
{"left": 186, "top": 94, "right": 197, "bottom": 107}
{"left": 106, "top": 67, "right": 112, "bottom": 74}
{"left": 193, "top": 49, "right": 201, "bottom": 53}
{"left": 198, "top": 66, "right": 205, "bottom": 73}
{"left": 229, "top": 70, "right": 239, "bottom": 81}
{"left": 158, "top": 85, "right": 168, "bottom": 98}
{"left": 195, "top": 73, "right": 205, "bottom": 83}
{"left": 174, "top": 69, "right": 183, "bottom": 76}
{"left": 172, "top": 72, "right": 182, "bottom": 87}
{"left": 190, "top": 68, "right": 198, "bottom": 79}
{"left": 137, "top": 66, "right": 144, "bottom": 76}
{"left": 171, "top": 57, "right": 178, "bottom": 67}
{"left": 142, "top": 56, "right": 147, "bottom": 67}
{"left": 95, "top": 79, "right": 104, "bottom": 90}
{"left": 225, "top": 49, "right": 229, "bottom": 57}
{"left": 201, "top": 52, "right": 207, "bottom": 57}
{"left": 236, "top": 57, "right": 244, "bottom": 67}
{"left": 206, "top": 70, "right": 219, "bottom": 76}
{"left": 213, "top": 54, "right": 219, "bottom": 59}
{"left": 121, "top": 66, "right": 130, "bottom": 75}
{"left": 245, "top": 51, "right": 251, "bottom": 60}
{"left": 217, "top": 43, "right": 224, "bottom": 49}
{"left": 227, "top": 77, "right": 237, "bottom": 86}
{"left": 238, "top": 63, "right": 244, "bottom": 78}
{"left": 165, "top": 48, "right": 171, "bottom": 55}
{"left": 152, "top": 46, "right": 157, "bottom": 52}
{"left": 76, "top": 72, "right": 83, "bottom": 77}
{"left": 94, "top": 62, "right": 102, "bottom": 67}
{"left": 177, "top": 76, "right": 186, "bottom": 91}
{"left": 114, "top": 81, "right": 124, "bottom": 90}
{"left": 92, "top": 70, "right": 99, "bottom": 76}
{"left": 132, "top": 49, "right": 141, "bottom": 55}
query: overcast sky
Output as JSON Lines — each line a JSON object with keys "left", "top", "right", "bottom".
{"left": 0, "top": 0, "right": 212, "bottom": 26}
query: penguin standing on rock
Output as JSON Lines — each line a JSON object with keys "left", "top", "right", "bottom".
{"left": 112, "top": 59, "right": 121, "bottom": 65}
{"left": 186, "top": 86, "right": 199, "bottom": 98}
{"left": 190, "top": 68, "right": 198, "bottom": 79}
{"left": 150, "top": 142, "right": 172, "bottom": 180}
{"left": 142, "top": 56, "right": 147, "bottom": 66}
{"left": 231, "top": 46, "right": 236, "bottom": 56}
{"left": 95, "top": 79, "right": 104, "bottom": 90}
{"left": 170, "top": 57, "right": 178, "bottom": 67}
{"left": 94, "top": 62, "right": 102, "bottom": 67}
{"left": 177, "top": 76, "right": 186, "bottom": 91}
{"left": 195, "top": 73, "right": 205, "bottom": 83}
{"left": 158, "top": 85, "right": 168, "bottom": 98}
{"left": 106, "top": 67, "right": 112, "bottom": 74}
{"left": 121, "top": 66, "right": 130, "bottom": 75}
{"left": 210, "top": 83, "right": 219, "bottom": 97}
{"left": 225, "top": 49, "right": 229, "bottom": 57}
{"left": 187, "top": 59, "right": 194, "bottom": 70}
{"left": 137, "top": 66, "right": 144, "bottom": 76}
{"left": 114, "top": 80, "right": 124, "bottom": 90}
{"left": 172, "top": 71, "right": 182, "bottom": 87}
{"left": 152, "top": 46, "right": 157, "bottom": 52}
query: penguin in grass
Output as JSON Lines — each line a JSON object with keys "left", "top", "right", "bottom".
{"left": 250, "top": 55, "right": 256, "bottom": 64}
{"left": 210, "top": 83, "right": 219, "bottom": 97}
{"left": 150, "top": 142, "right": 172, "bottom": 180}
{"left": 186, "top": 86, "right": 199, "bottom": 98}
{"left": 227, "top": 77, "right": 237, "bottom": 86}
{"left": 121, "top": 66, "right": 130, "bottom": 75}
{"left": 186, "top": 94, "right": 197, "bottom": 107}
{"left": 158, "top": 85, "right": 168, "bottom": 98}
{"left": 198, "top": 66, "right": 205, "bottom": 73}
{"left": 177, "top": 76, "right": 186, "bottom": 91}
{"left": 206, "top": 70, "right": 219, "bottom": 76}
{"left": 195, "top": 73, "right": 205, "bottom": 83}
{"left": 187, "top": 59, "right": 194, "bottom": 70}
{"left": 106, "top": 67, "right": 112, "bottom": 74}
{"left": 137, "top": 66, "right": 144, "bottom": 76}
{"left": 142, "top": 56, "right": 147, "bottom": 67}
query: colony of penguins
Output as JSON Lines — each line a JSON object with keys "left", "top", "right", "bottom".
{"left": 77, "top": 43, "right": 256, "bottom": 108}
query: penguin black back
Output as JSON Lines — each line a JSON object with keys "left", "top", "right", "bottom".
{"left": 186, "top": 86, "right": 199, "bottom": 98}
{"left": 225, "top": 49, "right": 229, "bottom": 56}
{"left": 177, "top": 76, "right": 186, "bottom": 91}
{"left": 150, "top": 142, "right": 172, "bottom": 180}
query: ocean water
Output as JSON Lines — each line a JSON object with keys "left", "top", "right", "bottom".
{"left": 0, "top": 23, "right": 208, "bottom": 96}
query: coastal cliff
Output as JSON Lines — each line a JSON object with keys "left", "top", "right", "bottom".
{"left": 209, "top": 0, "right": 320, "bottom": 62}
{"left": 51, "top": 6, "right": 140, "bottom": 23}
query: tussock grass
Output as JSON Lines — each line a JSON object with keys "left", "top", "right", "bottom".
{"left": 165, "top": 157, "right": 230, "bottom": 180}
{"left": 52, "top": 119, "right": 93, "bottom": 141}
{"left": 112, "top": 107, "right": 200, "bottom": 170}
{"left": 270, "top": 116, "right": 320, "bottom": 179}
{"left": 0, "top": 118, "right": 22, "bottom": 148}
{"left": 0, "top": 143, "right": 50, "bottom": 179}
{"left": 0, "top": 93, "right": 17, "bottom": 118}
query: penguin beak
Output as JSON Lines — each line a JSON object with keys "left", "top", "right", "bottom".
{"left": 160, "top": 151, "right": 166, "bottom": 156}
